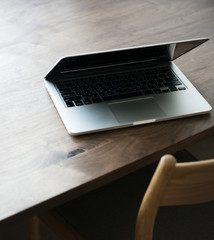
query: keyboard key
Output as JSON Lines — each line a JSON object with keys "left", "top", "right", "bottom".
{"left": 58, "top": 87, "right": 71, "bottom": 94}
{"left": 156, "top": 83, "right": 164, "bottom": 88}
{"left": 164, "top": 82, "right": 177, "bottom": 87}
{"left": 169, "top": 87, "right": 178, "bottom": 91}
{"left": 178, "top": 87, "right": 186, "bottom": 91}
{"left": 91, "top": 97, "right": 102, "bottom": 103}
{"left": 66, "top": 102, "right": 75, "bottom": 107}
{"left": 174, "top": 81, "right": 182, "bottom": 85}
{"left": 74, "top": 100, "right": 84, "bottom": 106}
{"left": 64, "top": 96, "right": 82, "bottom": 102}
{"left": 62, "top": 92, "right": 76, "bottom": 98}
{"left": 83, "top": 99, "right": 92, "bottom": 105}
{"left": 162, "top": 89, "right": 170, "bottom": 93}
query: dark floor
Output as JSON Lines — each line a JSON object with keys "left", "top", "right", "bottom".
{"left": 1, "top": 136, "right": 214, "bottom": 240}
{"left": 0, "top": 220, "right": 58, "bottom": 240}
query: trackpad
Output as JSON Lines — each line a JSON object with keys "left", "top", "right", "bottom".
{"left": 109, "top": 98, "right": 166, "bottom": 123}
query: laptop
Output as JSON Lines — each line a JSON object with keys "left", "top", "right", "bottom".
{"left": 44, "top": 38, "right": 212, "bottom": 135}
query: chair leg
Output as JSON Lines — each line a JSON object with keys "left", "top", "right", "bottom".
{"left": 29, "top": 216, "right": 41, "bottom": 240}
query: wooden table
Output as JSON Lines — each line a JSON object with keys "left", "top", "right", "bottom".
{"left": 1, "top": 0, "right": 214, "bottom": 226}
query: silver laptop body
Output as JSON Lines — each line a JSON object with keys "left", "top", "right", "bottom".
{"left": 44, "top": 38, "right": 212, "bottom": 135}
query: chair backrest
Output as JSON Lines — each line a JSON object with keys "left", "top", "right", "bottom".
{"left": 135, "top": 154, "right": 214, "bottom": 240}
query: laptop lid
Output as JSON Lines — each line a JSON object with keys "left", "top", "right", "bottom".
{"left": 45, "top": 38, "right": 208, "bottom": 81}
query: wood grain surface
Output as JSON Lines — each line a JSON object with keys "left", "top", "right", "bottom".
{"left": 0, "top": 0, "right": 214, "bottom": 225}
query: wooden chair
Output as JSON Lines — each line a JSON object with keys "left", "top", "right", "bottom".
{"left": 31, "top": 154, "right": 214, "bottom": 240}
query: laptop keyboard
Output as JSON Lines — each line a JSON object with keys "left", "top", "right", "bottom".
{"left": 55, "top": 66, "right": 186, "bottom": 107}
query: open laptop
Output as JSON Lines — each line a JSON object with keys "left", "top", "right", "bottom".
{"left": 44, "top": 38, "right": 212, "bottom": 135}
